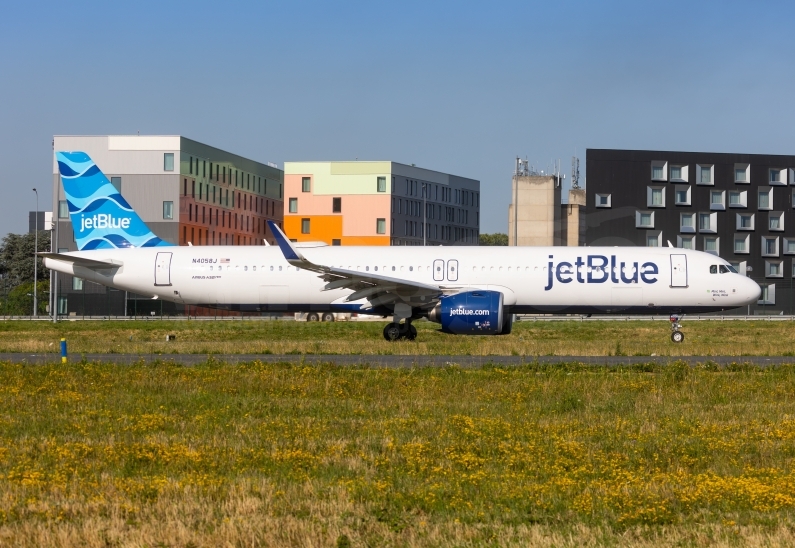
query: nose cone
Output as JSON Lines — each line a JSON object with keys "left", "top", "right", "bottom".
{"left": 741, "top": 276, "right": 761, "bottom": 304}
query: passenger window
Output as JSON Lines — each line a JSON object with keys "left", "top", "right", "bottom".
{"left": 374, "top": 266, "right": 378, "bottom": 271}
{"left": 209, "top": 266, "right": 213, "bottom": 271}
{"left": 710, "top": 265, "right": 718, "bottom": 274}
{"left": 244, "top": 266, "right": 248, "bottom": 271}
{"left": 279, "top": 266, "right": 282, "bottom": 271}
{"left": 409, "top": 266, "right": 413, "bottom": 271}
{"left": 270, "top": 266, "right": 274, "bottom": 271}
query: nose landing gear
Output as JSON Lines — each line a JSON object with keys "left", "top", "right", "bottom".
{"left": 670, "top": 314, "right": 684, "bottom": 343}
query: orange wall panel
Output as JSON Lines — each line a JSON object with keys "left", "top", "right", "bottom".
{"left": 284, "top": 215, "right": 343, "bottom": 244}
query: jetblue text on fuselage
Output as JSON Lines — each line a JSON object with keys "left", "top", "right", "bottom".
{"left": 544, "top": 255, "right": 658, "bottom": 291}
{"left": 80, "top": 214, "right": 131, "bottom": 232}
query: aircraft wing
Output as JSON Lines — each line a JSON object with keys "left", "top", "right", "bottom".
{"left": 39, "top": 252, "right": 122, "bottom": 270}
{"left": 267, "top": 221, "right": 442, "bottom": 309}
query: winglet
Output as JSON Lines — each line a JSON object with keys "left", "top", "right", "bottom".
{"left": 267, "top": 221, "right": 304, "bottom": 262}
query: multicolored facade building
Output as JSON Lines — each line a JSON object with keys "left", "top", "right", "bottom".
{"left": 284, "top": 161, "right": 480, "bottom": 246}
{"left": 51, "top": 135, "right": 283, "bottom": 316}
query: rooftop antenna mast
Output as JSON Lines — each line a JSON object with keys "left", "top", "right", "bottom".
{"left": 571, "top": 156, "right": 580, "bottom": 190}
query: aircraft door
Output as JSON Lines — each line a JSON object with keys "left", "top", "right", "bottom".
{"left": 433, "top": 259, "right": 445, "bottom": 281}
{"left": 670, "top": 254, "right": 687, "bottom": 287}
{"left": 154, "top": 252, "right": 172, "bottom": 286}
{"left": 447, "top": 259, "right": 458, "bottom": 282}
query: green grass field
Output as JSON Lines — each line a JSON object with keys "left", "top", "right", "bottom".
{"left": 1, "top": 360, "right": 795, "bottom": 546}
{"left": 1, "top": 318, "right": 795, "bottom": 356}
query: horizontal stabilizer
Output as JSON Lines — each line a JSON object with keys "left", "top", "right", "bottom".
{"left": 39, "top": 252, "right": 122, "bottom": 269}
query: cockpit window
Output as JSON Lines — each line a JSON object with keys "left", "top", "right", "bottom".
{"left": 710, "top": 265, "right": 718, "bottom": 274}
{"left": 719, "top": 265, "right": 734, "bottom": 274}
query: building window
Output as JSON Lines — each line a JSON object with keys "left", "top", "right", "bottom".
{"left": 735, "top": 163, "right": 750, "bottom": 183}
{"left": 333, "top": 197, "right": 342, "bottom": 213}
{"left": 595, "top": 193, "right": 611, "bottom": 208}
{"left": 703, "top": 236, "right": 719, "bottom": 255}
{"left": 734, "top": 234, "right": 750, "bottom": 254}
{"left": 636, "top": 211, "right": 654, "bottom": 228}
{"left": 677, "top": 235, "right": 695, "bottom": 249}
{"left": 377, "top": 176, "right": 386, "bottom": 192}
{"left": 769, "top": 211, "right": 784, "bottom": 231}
{"left": 710, "top": 190, "right": 725, "bottom": 210}
{"left": 58, "top": 200, "right": 68, "bottom": 219}
{"left": 111, "top": 177, "right": 122, "bottom": 192}
{"left": 289, "top": 198, "right": 297, "bottom": 213}
{"left": 766, "top": 260, "right": 783, "bottom": 278}
{"left": 646, "top": 231, "right": 661, "bottom": 247}
{"left": 301, "top": 218, "right": 310, "bottom": 234}
{"left": 762, "top": 236, "right": 779, "bottom": 257}
{"left": 376, "top": 218, "right": 386, "bottom": 234}
{"left": 670, "top": 165, "right": 688, "bottom": 182}
{"left": 729, "top": 190, "right": 747, "bottom": 208}
{"left": 302, "top": 177, "right": 311, "bottom": 192}
{"left": 163, "top": 201, "right": 173, "bottom": 219}
{"left": 72, "top": 277, "right": 83, "bottom": 291}
{"left": 332, "top": 239, "right": 341, "bottom": 246}
{"left": 758, "top": 188, "right": 772, "bottom": 210}
{"left": 736, "top": 213, "right": 755, "bottom": 230}
{"left": 759, "top": 284, "right": 775, "bottom": 305}
{"left": 784, "top": 238, "right": 795, "bottom": 255}
{"left": 674, "top": 185, "right": 690, "bottom": 206}
{"left": 698, "top": 212, "right": 717, "bottom": 233}
{"left": 647, "top": 186, "right": 665, "bottom": 207}
{"left": 164, "top": 153, "right": 174, "bottom": 171}
{"left": 680, "top": 213, "right": 695, "bottom": 233}
{"left": 770, "top": 168, "right": 786, "bottom": 185}
{"left": 651, "top": 161, "right": 667, "bottom": 181}
{"left": 697, "top": 164, "right": 713, "bottom": 185}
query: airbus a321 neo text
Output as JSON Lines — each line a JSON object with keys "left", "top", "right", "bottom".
{"left": 43, "top": 152, "right": 761, "bottom": 342}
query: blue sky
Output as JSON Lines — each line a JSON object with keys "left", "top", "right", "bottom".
{"left": 1, "top": 0, "right": 793, "bottom": 237}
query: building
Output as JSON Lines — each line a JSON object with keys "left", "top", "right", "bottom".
{"left": 283, "top": 161, "right": 480, "bottom": 246}
{"left": 586, "top": 148, "right": 795, "bottom": 314}
{"left": 51, "top": 135, "right": 284, "bottom": 316}
{"left": 507, "top": 159, "right": 585, "bottom": 246}
{"left": 28, "top": 211, "right": 52, "bottom": 234}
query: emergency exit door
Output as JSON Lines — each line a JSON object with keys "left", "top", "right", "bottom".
{"left": 670, "top": 254, "right": 687, "bottom": 287}
{"left": 447, "top": 259, "right": 459, "bottom": 282}
{"left": 433, "top": 259, "right": 445, "bottom": 281}
{"left": 155, "top": 252, "right": 173, "bottom": 286}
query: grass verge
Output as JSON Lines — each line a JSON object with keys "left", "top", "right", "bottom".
{"left": 1, "top": 318, "right": 795, "bottom": 356}
{"left": 0, "top": 360, "right": 794, "bottom": 546}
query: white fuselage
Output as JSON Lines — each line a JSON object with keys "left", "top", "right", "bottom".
{"left": 44, "top": 245, "right": 761, "bottom": 315}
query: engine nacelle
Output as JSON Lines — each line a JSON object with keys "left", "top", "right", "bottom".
{"left": 428, "top": 290, "right": 504, "bottom": 334}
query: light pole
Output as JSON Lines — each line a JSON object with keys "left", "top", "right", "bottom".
{"left": 32, "top": 188, "right": 38, "bottom": 317}
{"left": 422, "top": 182, "right": 427, "bottom": 246}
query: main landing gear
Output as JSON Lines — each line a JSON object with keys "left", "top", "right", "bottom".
{"left": 670, "top": 314, "right": 684, "bottom": 343}
{"left": 383, "top": 321, "right": 417, "bottom": 341}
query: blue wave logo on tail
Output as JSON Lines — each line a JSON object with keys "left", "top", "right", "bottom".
{"left": 56, "top": 151, "right": 174, "bottom": 250}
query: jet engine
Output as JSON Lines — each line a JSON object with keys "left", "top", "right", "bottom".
{"left": 427, "top": 290, "right": 505, "bottom": 334}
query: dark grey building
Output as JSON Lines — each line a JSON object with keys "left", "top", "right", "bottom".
{"left": 586, "top": 149, "right": 795, "bottom": 314}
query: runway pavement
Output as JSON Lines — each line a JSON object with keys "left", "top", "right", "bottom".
{"left": 1, "top": 353, "right": 794, "bottom": 367}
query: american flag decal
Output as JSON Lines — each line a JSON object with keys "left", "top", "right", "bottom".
{"left": 220, "top": 258, "right": 230, "bottom": 264}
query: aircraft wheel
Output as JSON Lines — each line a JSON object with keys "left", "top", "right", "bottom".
{"left": 383, "top": 323, "right": 402, "bottom": 341}
{"left": 307, "top": 312, "right": 320, "bottom": 322}
{"left": 321, "top": 312, "right": 335, "bottom": 322}
{"left": 671, "top": 331, "right": 684, "bottom": 343}
{"left": 404, "top": 324, "right": 418, "bottom": 341}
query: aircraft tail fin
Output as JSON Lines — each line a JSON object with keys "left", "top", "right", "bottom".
{"left": 56, "top": 151, "right": 175, "bottom": 250}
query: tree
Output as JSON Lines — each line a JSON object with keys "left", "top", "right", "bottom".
{"left": 0, "top": 231, "right": 51, "bottom": 315}
{"left": 479, "top": 233, "right": 508, "bottom": 246}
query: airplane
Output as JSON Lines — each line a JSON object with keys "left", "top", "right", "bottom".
{"left": 43, "top": 151, "right": 761, "bottom": 342}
